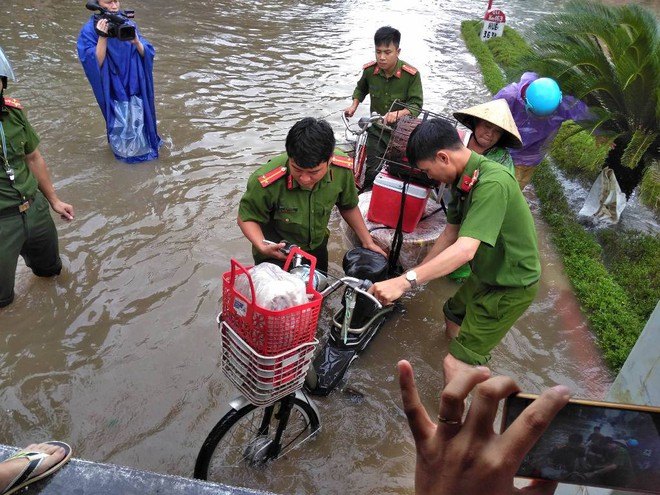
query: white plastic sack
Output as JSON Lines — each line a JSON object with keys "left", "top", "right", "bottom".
{"left": 579, "top": 167, "right": 627, "bottom": 223}
{"left": 234, "top": 263, "right": 308, "bottom": 311}
{"left": 109, "top": 95, "right": 151, "bottom": 159}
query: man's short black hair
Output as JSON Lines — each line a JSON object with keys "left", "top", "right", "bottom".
{"left": 285, "top": 117, "right": 335, "bottom": 169}
{"left": 374, "top": 26, "right": 401, "bottom": 48}
{"left": 406, "top": 118, "right": 461, "bottom": 166}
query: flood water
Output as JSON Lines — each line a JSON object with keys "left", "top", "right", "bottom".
{"left": 3, "top": 0, "right": 653, "bottom": 493}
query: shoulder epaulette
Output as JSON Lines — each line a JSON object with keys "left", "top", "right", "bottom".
{"left": 402, "top": 65, "right": 418, "bottom": 76}
{"left": 331, "top": 155, "right": 353, "bottom": 170}
{"left": 258, "top": 166, "right": 287, "bottom": 187}
{"left": 363, "top": 60, "right": 377, "bottom": 70}
{"left": 3, "top": 97, "right": 23, "bottom": 110}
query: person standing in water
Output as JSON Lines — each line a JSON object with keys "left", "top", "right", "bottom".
{"left": 447, "top": 98, "right": 523, "bottom": 281}
{"left": 344, "top": 26, "right": 423, "bottom": 189}
{"left": 77, "top": 0, "right": 161, "bottom": 163}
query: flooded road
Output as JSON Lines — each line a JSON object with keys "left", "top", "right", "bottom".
{"left": 1, "top": 0, "right": 647, "bottom": 493}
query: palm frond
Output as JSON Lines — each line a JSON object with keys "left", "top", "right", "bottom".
{"left": 639, "top": 159, "right": 660, "bottom": 211}
{"left": 620, "top": 130, "right": 659, "bottom": 170}
{"left": 518, "top": 0, "right": 659, "bottom": 144}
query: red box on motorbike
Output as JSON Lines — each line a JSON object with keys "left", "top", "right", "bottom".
{"left": 367, "top": 172, "right": 430, "bottom": 233}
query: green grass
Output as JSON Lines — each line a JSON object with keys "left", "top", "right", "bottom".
{"left": 460, "top": 19, "right": 659, "bottom": 372}
{"left": 460, "top": 21, "right": 506, "bottom": 94}
{"left": 549, "top": 122, "right": 609, "bottom": 181}
{"left": 596, "top": 229, "right": 660, "bottom": 322}
{"left": 532, "top": 164, "right": 645, "bottom": 370}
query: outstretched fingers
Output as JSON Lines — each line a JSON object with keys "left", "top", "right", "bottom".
{"left": 502, "top": 385, "right": 571, "bottom": 463}
{"left": 399, "top": 361, "right": 492, "bottom": 444}
{"left": 436, "top": 365, "right": 491, "bottom": 433}
{"left": 398, "top": 360, "right": 435, "bottom": 442}
{"left": 463, "top": 375, "right": 521, "bottom": 436}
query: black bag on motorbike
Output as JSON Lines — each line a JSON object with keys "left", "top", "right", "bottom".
{"left": 341, "top": 248, "right": 388, "bottom": 328}
{"left": 342, "top": 248, "right": 388, "bottom": 282}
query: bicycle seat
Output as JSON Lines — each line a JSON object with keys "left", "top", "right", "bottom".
{"left": 342, "top": 247, "right": 388, "bottom": 282}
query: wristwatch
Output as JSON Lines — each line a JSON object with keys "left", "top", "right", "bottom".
{"left": 405, "top": 270, "right": 418, "bottom": 290}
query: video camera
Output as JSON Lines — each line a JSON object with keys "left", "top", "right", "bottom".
{"left": 85, "top": 0, "right": 136, "bottom": 41}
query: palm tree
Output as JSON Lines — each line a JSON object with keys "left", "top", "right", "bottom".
{"left": 522, "top": 0, "right": 660, "bottom": 200}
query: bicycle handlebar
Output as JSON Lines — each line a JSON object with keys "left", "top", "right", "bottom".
{"left": 319, "top": 276, "right": 382, "bottom": 310}
{"left": 263, "top": 240, "right": 383, "bottom": 309}
{"left": 341, "top": 112, "right": 383, "bottom": 136}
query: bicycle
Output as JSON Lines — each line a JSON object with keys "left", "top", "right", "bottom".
{"left": 341, "top": 112, "right": 384, "bottom": 191}
{"left": 194, "top": 245, "right": 393, "bottom": 482}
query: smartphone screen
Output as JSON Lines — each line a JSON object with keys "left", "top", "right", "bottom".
{"left": 502, "top": 393, "right": 660, "bottom": 494}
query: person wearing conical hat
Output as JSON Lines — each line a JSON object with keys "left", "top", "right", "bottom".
{"left": 447, "top": 99, "right": 523, "bottom": 282}
{"left": 453, "top": 98, "right": 523, "bottom": 175}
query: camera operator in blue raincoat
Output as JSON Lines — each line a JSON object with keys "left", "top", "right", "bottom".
{"left": 77, "top": 0, "right": 161, "bottom": 163}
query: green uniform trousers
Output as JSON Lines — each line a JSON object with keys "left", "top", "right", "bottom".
{"left": 0, "top": 192, "right": 62, "bottom": 307}
{"left": 443, "top": 272, "right": 539, "bottom": 365}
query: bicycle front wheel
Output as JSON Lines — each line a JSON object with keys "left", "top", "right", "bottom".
{"left": 354, "top": 131, "right": 369, "bottom": 189}
{"left": 194, "top": 394, "right": 321, "bottom": 481}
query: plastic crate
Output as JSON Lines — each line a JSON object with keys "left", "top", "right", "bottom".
{"left": 221, "top": 248, "right": 322, "bottom": 355}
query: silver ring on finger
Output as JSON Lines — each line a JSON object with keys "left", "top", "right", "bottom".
{"left": 437, "top": 415, "right": 462, "bottom": 426}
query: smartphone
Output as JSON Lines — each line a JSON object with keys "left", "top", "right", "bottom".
{"left": 501, "top": 393, "right": 660, "bottom": 494}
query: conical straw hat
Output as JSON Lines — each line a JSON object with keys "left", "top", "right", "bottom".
{"left": 453, "top": 98, "right": 522, "bottom": 148}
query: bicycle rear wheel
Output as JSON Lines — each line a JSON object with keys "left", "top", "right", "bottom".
{"left": 194, "top": 393, "right": 321, "bottom": 481}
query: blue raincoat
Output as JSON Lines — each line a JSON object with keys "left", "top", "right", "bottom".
{"left": 494, "top": 72, "right": 590, "bottom": 167}
{"left": 77, "top": 15, "right": 161, "bottom": 163}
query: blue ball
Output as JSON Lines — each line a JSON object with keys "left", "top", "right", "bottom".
{"left": 525, "top": 77, "right": 562, "bottom": 116}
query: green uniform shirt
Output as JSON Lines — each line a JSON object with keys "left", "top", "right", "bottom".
{"left": 238, "top": 149, "right": 358, "bottom": 263}
{"left": 446, "top": 152, "right": 541, "bottom": 287}
{"left": 0, "top": 105, "right": 40, "bottom": 210}
{"left": 352, "top": 59, "right": 423, "bottom": 117}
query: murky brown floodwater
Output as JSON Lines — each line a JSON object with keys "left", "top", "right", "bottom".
{"left": 4, "top": 0, "right": 655, "bottom": 493}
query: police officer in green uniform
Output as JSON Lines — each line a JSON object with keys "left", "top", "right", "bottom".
{"left": 0, "top": 46, "right": 74, "bottom": 308}
{"left": 370, "top": 119, "right": 540, "bottom": 384}
{"left": 344, "top": 26, "right": 423, "bottom": 189}
{"left": 238, "top": 117, "right": 386, "bottom": 273}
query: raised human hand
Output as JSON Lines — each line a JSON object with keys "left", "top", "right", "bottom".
{"left": 398, "top": 360, "right": 570, "bottom": 495}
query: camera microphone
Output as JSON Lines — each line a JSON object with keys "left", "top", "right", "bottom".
{"left": 85, "top": 0, "right": 103, "bottom": 12}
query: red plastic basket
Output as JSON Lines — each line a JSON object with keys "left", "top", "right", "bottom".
{"left": 221, "top": 247, "right": 322, "bottom": 356}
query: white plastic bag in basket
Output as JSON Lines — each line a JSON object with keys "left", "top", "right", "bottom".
{"left": 234, "top": 263, "right": 308, "bottom": 311}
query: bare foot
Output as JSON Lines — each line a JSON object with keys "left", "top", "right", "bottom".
{"left": 444, "top": 316, "right": 460, "bottom": 339}
{"left": 442, "top": 353, "right": 473, "bottom": 386}
{"left": 0, "top": 442, "right": 68, "bottom": 493}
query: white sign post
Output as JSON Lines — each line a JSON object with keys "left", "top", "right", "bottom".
{"left": 480, "top": 8, "right": 506, "bottom": 40}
